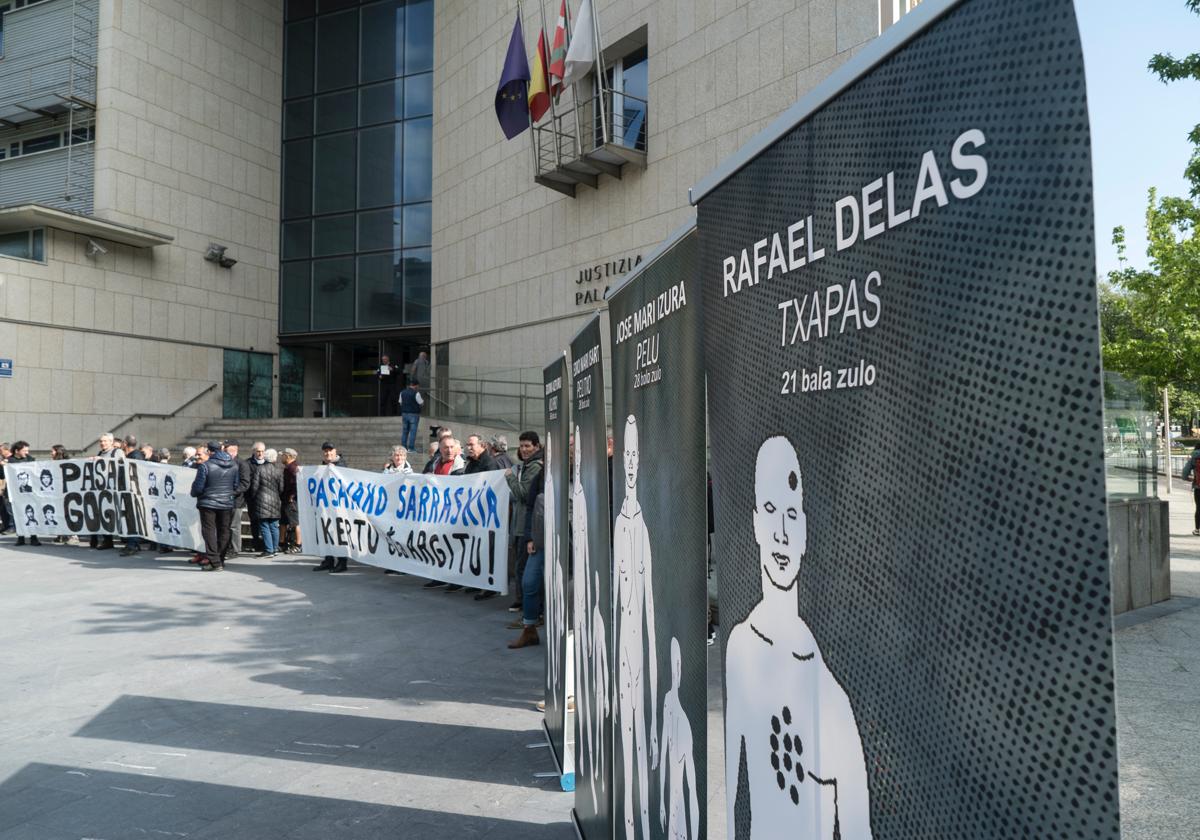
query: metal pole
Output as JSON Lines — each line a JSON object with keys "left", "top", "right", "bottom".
{"left": 1165, "top": 387, "right": 1173, "bottom": 494}
{"left": 516, "top": 0, "right": 539, "bottom": 177}
{"left": 591, "top": 0, "right": 610, "bottom": 147}
{"left": 537, "top": 0, "right": 564, "bottom": 167}
{"left": 562, "top": 0, "right": 586, "bottom": 161}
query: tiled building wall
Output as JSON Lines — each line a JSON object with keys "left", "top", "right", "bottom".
{"left": 432, "top": 0, "right": 879, "bottom": 371}
{"left": 0, "top": 0, "right": 283, "bottom": 450}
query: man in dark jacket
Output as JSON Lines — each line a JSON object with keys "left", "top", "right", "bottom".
{"left": 222, "top": 440, "right": 253, "bottom": 560}
{"left": 463, "top": 435, "right": 500, "bottom": 474}
{"left": 190, "top": 441, "right": 239, "bottom": 570}
{"left": 502, "top": 432, "right": 543, "bottom": 609}
{"left": 313, "top": 443, "right": 350, "bottom": 573}
{"left": 244, "top": 441, "right": 268, "bottom": 553}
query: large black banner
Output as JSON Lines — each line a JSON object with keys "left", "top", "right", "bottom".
{"left": 608, "top": 225, "right": 706, "bottom": 840}
{"left": 694, "top": 0, "right": 1119, "bottom": 838}
{"left": 543, "top": 353, "right": 572, "bottom": 777}
{"left": 570, "top": 314, "right": 614, "bottom": 840}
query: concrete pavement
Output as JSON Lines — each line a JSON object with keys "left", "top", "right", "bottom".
{"left": 0, "top": 539, "right": 571, "bottom": 839}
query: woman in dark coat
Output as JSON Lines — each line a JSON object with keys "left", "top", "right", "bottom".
{"left": 280, "top": 448, "right": 302, "bottom": 554}
{"left": 249, "top": 449, "right": 285, "bottom": 557}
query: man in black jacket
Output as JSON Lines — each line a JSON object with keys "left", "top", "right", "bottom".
{"left": 190, "top": 442, "right": 240, "bottom": 570}
{"left": 313, "top": 442, "right": 350, "bottom": 573}
{"left": 463, "top": 435, "right": 500, "bottom": 474}
{"left": 222, "top": 440, "right": 253, "bottom": 560}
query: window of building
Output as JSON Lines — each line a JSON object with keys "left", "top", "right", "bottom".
{"left": 879, "top": 0, "right": 923, "bottom": 32}
{"left": 0, "top": 228, "right": 45, "bottom": 262}
{"left": 21, "top": 133, "right": 60, "bottom": 154}
{"left": 279, "top": 0, "right": 434, "bottom": 334}
{"left": 595, "top": 46, "right": 648, "bottom": 152}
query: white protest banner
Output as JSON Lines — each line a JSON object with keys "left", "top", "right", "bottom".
{"left": 3, "top": 458, "right": 204, "bottom": 552}
{"left": 298, "top": 465, "right": 511, "bottom": 593}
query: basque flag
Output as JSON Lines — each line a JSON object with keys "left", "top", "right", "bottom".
{"left": 495, "top": 13, "right": 532, "bottom": 140}
{"left": 548, "top": 0, "right": 570, "bottom": 95}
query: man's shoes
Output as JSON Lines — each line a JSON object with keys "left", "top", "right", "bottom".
{"left": 100, "top": 537, "right": 114, "bottom": 550}
{"left": 330, "top": 557, "right": 348, "bottom": 573}
{"left": 444, "top": 584, "right": 463, "bottom": 592}
{"left": 474, "top": 591, "right": 497, "bottom": 601}
{"left": 535, "top": 699, "right": 546, "bottom": 712}
{"left": 201, "top": 562, "right": 224, "bottom": 571}
{"left": 15, "top": 537, "right": 25, "bottom": 546}
{"left": 507, "top": 625, "right": 540, "bottom": 649}
{"left": 423, "top": 580, "right": 445, "bottom": 589}
{"left": 257, "top": 551, "right": 271, "bottom": 558}
{"left": 507, "top": 602, "right": 521, "bottom": 612}
{"left": 1192, "top": 529, "right": 1199, "bottom": 536}
{"left": 313, "top": 557, "right": 335, "bottom": 571}
{"left": 190, "top": 554, "right": 207, "bottom": 564}
{"left": 29, "top": 536, "right": 40, "bottom": 546}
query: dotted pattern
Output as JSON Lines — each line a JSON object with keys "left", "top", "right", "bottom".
{"left": 608, "top": 231, "right": 707, "bottom": 840}
{"left": 570, "top": 315, "right": 615, "bottom": 839}
{"left": 698, "top": 0, "right": 1119, "bottom": 838}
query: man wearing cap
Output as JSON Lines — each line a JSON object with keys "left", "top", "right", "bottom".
{"left": 313, "top": 443, "right": 350, "bottom": 573}
{"left": 190, "top": 441, "right": 240, "bottom": 570}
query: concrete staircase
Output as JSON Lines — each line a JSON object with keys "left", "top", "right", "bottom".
{"left": 172, "top": 415, "right": 534, "bottom": 470}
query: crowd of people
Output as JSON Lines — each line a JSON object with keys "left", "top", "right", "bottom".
{"left": 0, "top": 423, "right": 547, "bottom": 650}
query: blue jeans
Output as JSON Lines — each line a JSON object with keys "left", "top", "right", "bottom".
{"left": 258, "top": 519, "right": 280, "bottom": 554}
{"left": 522, "top": 549, "right": 544, "bottom": 625}
{"left": 401, "top": 413, "right": 420, "bottom": 452}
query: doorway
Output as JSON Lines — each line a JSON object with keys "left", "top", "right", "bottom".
{"left": 223, "top": 350, "right": 274, "bottom": 419}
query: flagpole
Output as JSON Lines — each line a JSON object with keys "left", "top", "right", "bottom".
{"left": 537, "top": 0, "right": 563, "bottom": 167}
{"left": 591, "top": 0, "right": 609, "bottom": 148}
{"left": 516, "top": 0, "right": 538, "bottom": 178}
{"left": 563, "top": 0, "right": 585, "bottom": 162}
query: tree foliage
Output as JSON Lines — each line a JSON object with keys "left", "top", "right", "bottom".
{"left": 1101, "top": 0, "right": 1200, "bottom": 422}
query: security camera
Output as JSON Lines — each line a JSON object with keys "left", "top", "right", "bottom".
{"left": 218, "top": 255, "right": 238, "bottom": 269}
{"left": 85, "top": 239, "right": 107, "bottom": 257}
{"left": 203, "top": 243, "right": 227, "bottom": 263}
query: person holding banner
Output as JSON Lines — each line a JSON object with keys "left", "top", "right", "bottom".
{"left": 190, "top": 441, "right": 239, "bottom": 571}
{"left": 8, "top": 441, "right": 40, "bottom": 547}
{"left": 88, "top": 433, "right": 122, "bottom": 551}
{"left": 313, "top": 443, "right": 350, "bottom": 573}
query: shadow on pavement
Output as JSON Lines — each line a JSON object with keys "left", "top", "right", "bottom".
{"left": 74, "top": 695, "right": 547, "bottom": 786}
{"left": 0, "top": 762, "right": 572, "bottom": 839}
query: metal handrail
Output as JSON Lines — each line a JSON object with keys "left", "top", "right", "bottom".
{"left": 77, "top": 383, "right": 218, "bottom": 455}
{"left": 532, "top": 83, "right": 648, "bottom": 179}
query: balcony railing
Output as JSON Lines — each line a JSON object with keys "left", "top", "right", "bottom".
{"left": 532, "top": 83, "right": 647, "bottom": 197}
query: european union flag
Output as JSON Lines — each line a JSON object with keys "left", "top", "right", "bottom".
{"left": 495, "top": 13, "right": 531, "bottom": 140}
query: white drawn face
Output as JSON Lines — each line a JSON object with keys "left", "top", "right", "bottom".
{"left": 623, "top": 416, "right": 639, "bottom": 490}
{"left": 574, "top": 425, "right": 583, "bottom": 475}
{"left": 753, "top": 437, "right": 806, "bottom": 591}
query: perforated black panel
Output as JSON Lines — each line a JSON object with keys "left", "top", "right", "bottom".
{"left": 698, "top": 0, "right": 1119, "bottom": 837}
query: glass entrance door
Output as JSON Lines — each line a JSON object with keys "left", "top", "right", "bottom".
{"left": 223, "top": 350, "right": 274, "bottom": 419}
{"left": 328, "top": 342, "right": 379, "bottom": 417}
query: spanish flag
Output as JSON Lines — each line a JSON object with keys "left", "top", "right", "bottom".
{"left": 529, "top": 29, "right": 551, "bottom": 122}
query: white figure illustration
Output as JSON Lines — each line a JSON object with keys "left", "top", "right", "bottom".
{"left": 590, "top": 569, "right": 611, "bottom": 802}
{"left": 659, "top": 637, "right": 699, "bottom": 840}
{"left": 571, "top": 424, "right": 597, "bottom": 805}
{"left": 613, "top": 414, "right": 658, "bottom": 839}
{"left": 543, "top": 434, "right": 566, "bottom": 694}
{"left": 724, "top": 436, "right": 873, "bottom": 840}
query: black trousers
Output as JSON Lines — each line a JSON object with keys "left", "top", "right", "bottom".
{"left": 1194, "top": 487, "right": 1200, "bottom": 531}
{"left": 380, "top": 381, "right": 398, "bottom": 415}
{"left": 201, "top": 508, "right": 233, "bottom": 566}
{"left": 0, "top": 494, "right": 11, "bottom": 532}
